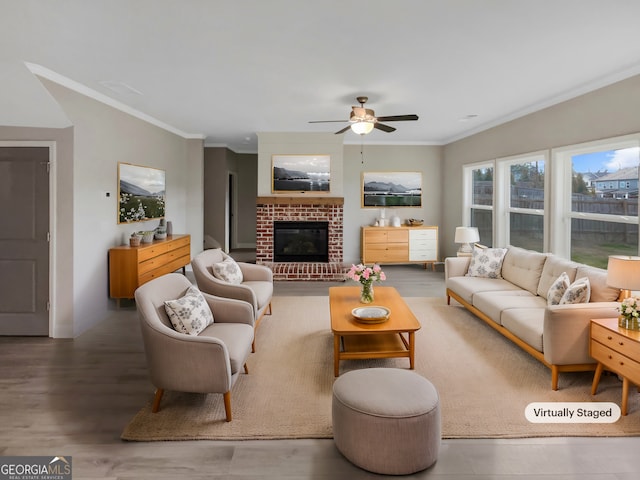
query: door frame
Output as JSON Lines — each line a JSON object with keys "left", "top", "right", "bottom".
{"left": 0, "top": 140, "right": 56, "bottom": 337}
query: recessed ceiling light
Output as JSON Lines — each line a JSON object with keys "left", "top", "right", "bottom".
{"left": 99, "top": 80, "right": 143, "bottom": 96}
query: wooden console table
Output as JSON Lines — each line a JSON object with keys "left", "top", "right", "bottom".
{"left": 590, "top": 317, "right": 640, "bottom": 415}
{"left": 109, "top": 234, "right": 191, "bottom": 306}
{"left": 361, "top": 225, "right": 438, "bottom": 269}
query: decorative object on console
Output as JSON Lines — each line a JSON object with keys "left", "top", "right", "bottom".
{"left": 139, "top": 231, "right": 155, "bottom": 244}
{"left": 346, "top": 263, "right": 386, "bottom": 304}
{"left": 606, "top": 255, "right": 640, "bottom": 330}
{"left": 155, "top": 219, "right": 167, "bottom": 240}
{"left": 454, "top": 226, "right": 480, "bottom": 256}
{"left": 118, "top": 162, "right": 165, "bottom": 224}
{"left": 129, "top": 232, "right": 141, "bottom": 247}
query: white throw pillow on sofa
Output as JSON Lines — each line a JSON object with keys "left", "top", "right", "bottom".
{"left": 466, "top": 246, "right": 507, "bottom": 279}
{"left": 164, "top": 286, "right": 214, "bottom": 335}
{"left": 212, "top": 257, "right": 244, "bottom": 284}
{"left": 547, "top": 272, "right": 570, "bottom": 306}
{"left": 559, "top": 277, "right": 591, "bottom": 305}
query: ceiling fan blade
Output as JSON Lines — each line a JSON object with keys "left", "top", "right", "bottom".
{"left": 309, "top": 120, "right": 349, "bottom": 123}
{"left": 375, "top": 114, "right": 419, "bottom": 122}
{"left": 374, "top": 123, "right": 396, "bottom": 133}
{"left": 335, "top": 125, "right": 352, "bottom": 134}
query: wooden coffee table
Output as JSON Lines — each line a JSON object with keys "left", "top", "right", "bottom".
{"left": 329, "top": 286, "right": 421, "bottom": 377}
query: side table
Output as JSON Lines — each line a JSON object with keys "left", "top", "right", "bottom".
{"left": 590, "top": 318, "right": 640, "bottom": 415}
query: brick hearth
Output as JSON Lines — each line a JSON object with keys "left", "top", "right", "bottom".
{"left": 256, "top": 196, "right": 349, "bottom": 281}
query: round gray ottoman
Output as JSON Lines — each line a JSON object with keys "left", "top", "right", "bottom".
{"left": 332, "top": 368, "right": 441, "bottom": 475}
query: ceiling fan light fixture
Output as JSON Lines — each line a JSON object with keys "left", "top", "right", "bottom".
{"left": 351, "top": 121, "right": 374, "bottom": 135}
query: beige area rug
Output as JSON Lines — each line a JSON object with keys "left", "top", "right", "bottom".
{"left": 122, "top": 296, "right": 640, "bottom": 441}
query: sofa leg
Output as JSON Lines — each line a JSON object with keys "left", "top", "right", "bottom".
{"left": 151, "top": 388, "right": 164, "bottom": 413}
{"left": 551, "top": 366, "right": 559, "bottom": 391}
{"left": 267, "top": 302, "right": 272, "bottom": 315}
{"left": 224, "top": 391, "right": 232, "bottom": 422}
{"left": 447, "top": 295, "right": 450, "bottom": 305}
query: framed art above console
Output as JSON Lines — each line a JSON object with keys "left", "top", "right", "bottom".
{"left": 361, "top": 171, "right": 422, "bottom": 208}
{"left": 118, "top": 162, "right": 166, "bottom": 223}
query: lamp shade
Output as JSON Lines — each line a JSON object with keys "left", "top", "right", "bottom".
{"left": 454, "top": 226, "right": 480, "bottom": 244}
{"left": 350, "top": 121, "right": 374, "bottom": 135}
{"left": 607, "top": 255, "right": 640, "bottom": 290}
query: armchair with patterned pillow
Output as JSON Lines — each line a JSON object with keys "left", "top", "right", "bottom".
{"left": 191, "top": 248, "right": 273, "bottom": 351}
{"left": 134, "top": 273, "right": 254, "bottom": 421}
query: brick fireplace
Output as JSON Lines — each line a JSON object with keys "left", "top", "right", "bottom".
{"left": 256, "top": 196, "right": 348, "bottom": 280}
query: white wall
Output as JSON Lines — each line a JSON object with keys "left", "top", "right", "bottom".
{"left": 38, "top": 78, "right": 204, "bottom": 337}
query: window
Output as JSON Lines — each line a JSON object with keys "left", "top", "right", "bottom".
{"left": 553, "top": 136, "right": 639, "bottom": 268}
{"left": 463, "top": 163, "right": 494, "bottom": 246}
{"left": 497, "top": 152, "right": 547, "bottom": 251}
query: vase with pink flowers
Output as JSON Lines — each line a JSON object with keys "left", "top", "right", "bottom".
{"left": 347, "top": 263, "right": 386, "bottom": 303}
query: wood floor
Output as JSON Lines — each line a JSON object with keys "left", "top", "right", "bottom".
{"left": 2, "top": 265, "right": 640, "bottom": 479}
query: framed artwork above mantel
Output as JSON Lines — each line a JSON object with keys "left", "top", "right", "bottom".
{"left": 271, "top": 154, "right": 330, "bottom": 193}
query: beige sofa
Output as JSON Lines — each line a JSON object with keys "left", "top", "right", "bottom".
{"left": 445, "top": 245, "right": 621, "bottom": 390}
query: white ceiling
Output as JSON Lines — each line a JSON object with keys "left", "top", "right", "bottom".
{"left": 2, "top": 0, "right": 640, "bottom": 153}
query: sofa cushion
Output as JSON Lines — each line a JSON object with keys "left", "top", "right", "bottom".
{"left": 559, "top": 277, "right": 590, "bottom": 304}
{"left": 501, "top": 246, "right": 548, "bottom": 295}
{"left": 164, "top": 286, "right": 214, "bottom": 336}
{"left": 501, "top": 308, "right": 544, "bottom": 352}
{"left": 575, "top": 265, "right": 620, "bottom": 302}
{"left": 473, "top": 290, "right": 546, "bottom": 325}
{"left": 537, "top": 256, "right": 579, "bottom": 297}
{"left": 547, "top": 272, "right": 570, "bottom": 305}
{"left": 447, "top": 276, "right": 521, "bottom": 304}
{"left": 466, "top": 246, "right": 507, "bottom": 278}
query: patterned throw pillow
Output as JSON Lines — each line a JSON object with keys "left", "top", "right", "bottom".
{"left": 164, "top": 286, "right": 214, "bottom": 335}
{"left": 466, "top": 246, "right": 508, "bottom": 279}
{"left": 547, "top": 272, "right": 570, "bottom": 306}
{"left": 559, "top": 277, "right": 591, "bottom": 305}
{"left": 212, "top": 257, "right": 244, "bottom": 284}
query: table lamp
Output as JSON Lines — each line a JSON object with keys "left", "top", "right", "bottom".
{"left": 606, "top": 255, "right": 640, "bottom": 299}
{"left": 454, "top": 227, "right": 480, "bottom": 255}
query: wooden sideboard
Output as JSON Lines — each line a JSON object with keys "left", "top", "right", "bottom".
{"left": 361, "top": 226, "right": 438, "bottom": 269}
{"left": 109, "top": 234, "right": 191, "bottom": 305}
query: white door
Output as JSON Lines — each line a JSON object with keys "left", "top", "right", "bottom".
{"left": 0, "top": 147, "right": 50, "bottom": 335}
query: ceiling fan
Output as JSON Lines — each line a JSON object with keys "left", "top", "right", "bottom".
{"left": 309, "top": 96, "right": 418, "bottom": 135}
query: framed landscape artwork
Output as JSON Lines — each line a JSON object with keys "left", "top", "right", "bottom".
{"left": 118, "top": 163, "right": 166, "bottom": 223}
{"left": 272, "top": 154, "right": 330, "bottom": 193}
{"left": 361, "top": 171, "right": 422, "bottom": 207}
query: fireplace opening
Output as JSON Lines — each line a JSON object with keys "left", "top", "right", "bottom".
{"left": 273, "top": 221, "right": 329, "bottom": 262}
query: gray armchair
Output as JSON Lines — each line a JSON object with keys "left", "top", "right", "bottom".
{"left": 134, "top": 273, "right": 254, "bottom": 421}
{"left": 191, "top": 249, "right": 273, "bottom": 351}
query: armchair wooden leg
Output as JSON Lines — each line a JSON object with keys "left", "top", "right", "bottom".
{"left": 223, "top": 391, "right": 232, "bottom": 422}
{"left": 267, "top": 302, "right": 272, "bottom": 315}
{"left": 151, "top": 388, "right": 164, "bottom": 413}
{"left": 244, "top": 363, "right": 249, "bottom": 374}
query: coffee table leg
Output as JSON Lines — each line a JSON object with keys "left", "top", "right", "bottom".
{"left": 333, "top": 334, "right": 340, "bottom": 377}
{"left": 409, "top": 331, "right": 415, "bottom": 369}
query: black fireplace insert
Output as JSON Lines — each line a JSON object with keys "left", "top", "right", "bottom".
{"left": 273, "top": 221, "right": 329, "bottom": 262}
